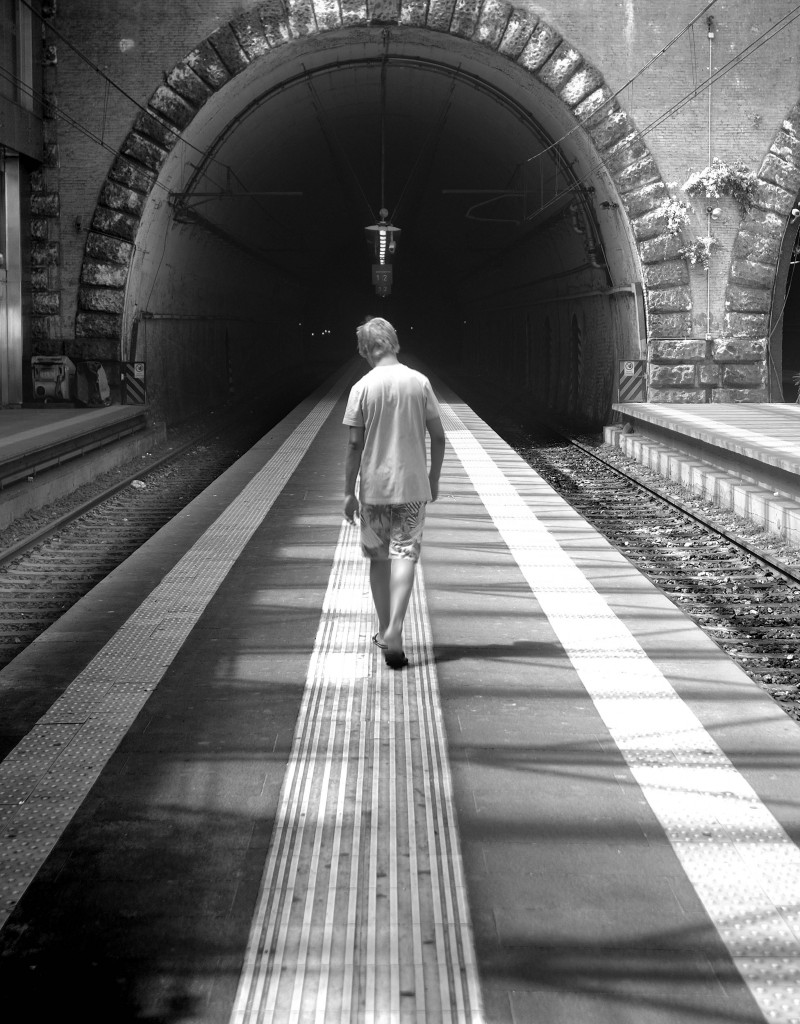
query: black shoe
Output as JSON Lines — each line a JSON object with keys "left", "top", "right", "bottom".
{"left": 384, "top": 649, "right": 408, "bottom": 670}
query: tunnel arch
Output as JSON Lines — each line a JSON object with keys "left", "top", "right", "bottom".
{"left": 722, "top": 101, "right": 800, "bottom": 401}
{"left": 75, "top": 0, "right": 689, "bottom": 418}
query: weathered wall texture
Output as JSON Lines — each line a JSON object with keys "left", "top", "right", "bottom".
{"left": 21, "top": 0, "right": 800, "bottom": 416}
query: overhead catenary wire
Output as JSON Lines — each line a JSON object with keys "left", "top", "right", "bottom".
{"left": 524, "top": 0, "right": 721, "bottom": 169}
{"left": 509, "top": 1, "right": 800, "bottom": 230}
{"left": 15, "top": 0, "right": 271, "bottom": 205}
{"left": 9, "top": 0, "right": 800, "bottom": 241}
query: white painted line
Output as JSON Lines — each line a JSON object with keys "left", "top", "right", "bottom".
{"left": 0, "top": 376, "right": 348, "bottom": 928}
{"left": 440, "top": 401, "right": 800, "bottom": 1024}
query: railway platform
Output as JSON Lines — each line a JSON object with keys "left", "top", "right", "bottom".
{"left": 1, "top": 371, "right": 800, "bottom": 1022}
{"left": 0, "top": 403, "right": 157, "bottom": 529}
{"left": 609, "top": 401, "right": 800, "bottom": 543}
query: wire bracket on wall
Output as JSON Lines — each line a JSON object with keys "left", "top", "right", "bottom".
{"left": 168, "top": 190, "right": 303, "bottom": 222}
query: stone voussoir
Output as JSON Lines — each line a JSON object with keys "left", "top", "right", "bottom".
{"left": 184, "top": 41, "right": 231, "bottom": 91}
{"left": 713, "top": 337, "right": 767, "bottom": 362}
{"left": 474, "top": 0, "right": 513, "bottom": 48}
{"left": 638, "top": 232, "right": 685, "bottom": 264}
{"left": 603, "top": 132, "right": 649, "bottom": 176}
{"left": 370, "top": 0, "right": 400, "bottom": 20}
{"left": 770, "top": 125, "right": 800, "bottom": 166}
{"left": 148, "top": 86, "right": 196, "bottom": 131}
{"left": 630, "top": 206, "right": 671, "bottom": 241}
{"left": 230, "top": 9, "right": 273, "bottom": 56}
{"left": 518, "top": 20, "right": 561, "bottom": 72}
{"left": 313, "top": 0, "right": 342, "bottom": 31}
{"left": 426, "top": 0, "right": 457, "bottom": 31}
{"left": 751, "top": 179, "right": 794, "bottom": 216}
{"left": 734, "top": 225, "right": 782, "bottom": 264}
{"left": 574, "top": 86, "right": 615, "bottom": 129}
{"left": 75, "top": 311, "right": 122, "bottom": 339}
{"left": 729, "top": 257, "right": 777, "bottom": 290}
{"left": 81, "top": 261, "right": 129, "bottom": 288}
{"left": 724, "top": 284, "right": 771, "bottom": 314}
{"left": 759, "top": 152, "right": 800, "bottom": 195}
{"left": 85, "top": 233, "right": 134, "bottom": 266}
{"left": 260, "top": 0, "right": 295, "bottom": 42}
{"left": 108, "top": 157, "right": 156, "bottom": 195}
{"left": 560, "top": 64, "right": 604, "bottom": 109}
{"left": 91, "top": 207, "right": 139, "bottom": 242}
{"left": 498, "top": 9, "right": 537, "bottom": 57}
{"left": 649, "top": 312, "right": 693, "bottom": 338}
{"left": 99, "top": 181, "right": 146, "bottom": 217}
{"left": 208, "top": 23, "right": 251, "bottom": 73}
{"left": 121, "top": 131, "right": 169, "bottom": 174}
{"left": 536, "top": 42, "right": 582, "bottom": 92}
{"left": 133, "top": 111, "right": 180, "bottom": 154}
{"left": 647, "top": 286, "right": 692, "bottom": 313}
{"left": 399, "top": 0, "right": 429, "bottom": 27}
{"left": 723, "top": 312, "right": 770, "bottom": 338}
{"left": 586, "top": 107, "right": 635, "bottom": 152}
{"left": 451, "top": 0, "right": 484, "bottom": 39}
{"left": 643, "top": 260, "right": 689, "bottom": 288}
{"left": 615, "top": 155, "right": 660, "bottom": 195}
{"left": 166, "top": 63, "right": 212, "bottom": 109}
{"left": 78, "top": 286, "right": 125, "bottom": 314}
{"left": 622, "top": 181, "right": 668, "bottom": 219}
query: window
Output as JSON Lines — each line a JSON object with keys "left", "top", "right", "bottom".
{"left": 0, "top": 1, "right": 33, "bottom": 111}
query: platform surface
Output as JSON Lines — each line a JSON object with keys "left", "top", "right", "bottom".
{"left": 0, "top": 375, "right": 798, "bottom": 1022}
{"left": 614, "top": 401, "right": 800, "bottom": 477}
{"left": 0, "top": 404, "right": 148, "bottom": 463}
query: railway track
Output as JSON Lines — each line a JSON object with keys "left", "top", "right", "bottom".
{"left": 509, "top": 429, "right": 800, "bottom": 721}
{"left": 3, "top": 377, "right": 800, "bottom": 728}
{"left": 0, "top": 407, "right": 277, "bottom": 671}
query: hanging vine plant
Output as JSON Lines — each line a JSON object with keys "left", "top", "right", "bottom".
{"left": 681, "top": 158, "right": 758, "bottom": 215}
{"left": 678, "top": 234, "right": 721, "bottom": 270}
{"left": 655, "top": 193, "right": 692, "bottom": 234}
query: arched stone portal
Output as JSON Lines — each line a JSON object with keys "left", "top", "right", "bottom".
{"left": 722, "top": 102, "right": 800, "bottom": 401}
{"left": 74, "top": 0, "right": 689, "bottom": 416}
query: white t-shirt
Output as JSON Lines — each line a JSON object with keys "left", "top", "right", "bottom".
{"left": 343, "top": 363, "right": 440, "bottom": 504}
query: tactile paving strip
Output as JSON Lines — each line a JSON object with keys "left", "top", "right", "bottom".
{"left": 0, "top": 374, "right": 348, "bottom": 925}
{"left": 440, "top": 401, "right": 800, "bottom": 1024}
{"left": 230, "top": 520, "right": 483, "bottom": 1024}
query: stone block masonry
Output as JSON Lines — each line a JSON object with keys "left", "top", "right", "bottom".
{"left": 23, "top": 0, "right": 800, "bottom": 408}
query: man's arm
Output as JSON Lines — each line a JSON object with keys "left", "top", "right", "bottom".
{"left": 344, "top": 425, "right": 364, "bottom": 522}
{"left": 427, "top": 415, "right": 445, "bottom": 501}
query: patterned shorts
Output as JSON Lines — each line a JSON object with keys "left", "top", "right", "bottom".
{"left": 360, "top": 501, "right": 427, "bottom": 562}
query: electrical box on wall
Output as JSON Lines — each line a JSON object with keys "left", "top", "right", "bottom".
{"left": 31, "top": 355, "right": 75, "bottom": 401}
{"left": 618, "top": 360, "right": 646, "bottom": 402}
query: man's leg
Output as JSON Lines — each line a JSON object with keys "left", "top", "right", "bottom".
{"left": 383, "top": 558, "right": 416, "bottom": 656}
{"left": 369, "top": 559, "right": 391, "bottom": 640}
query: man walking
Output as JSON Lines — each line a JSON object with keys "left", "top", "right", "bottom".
{"left": 343, "top": 317, "right": 445, "bottom": 669}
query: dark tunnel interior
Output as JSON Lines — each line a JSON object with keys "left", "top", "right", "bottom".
{"left": 129, "top": 35, "right": 643, "bottom": 426}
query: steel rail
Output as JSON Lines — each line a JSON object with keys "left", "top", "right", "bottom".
{"left": 0, "top": 413, "right": 250, "bottom": 568}
{"left": 569, "top": 436, "right": 800, "bottom": 589}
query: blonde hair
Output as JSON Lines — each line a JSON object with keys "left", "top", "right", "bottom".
{"left": 356, "top": 316, "right": 399, "bottom": 359}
